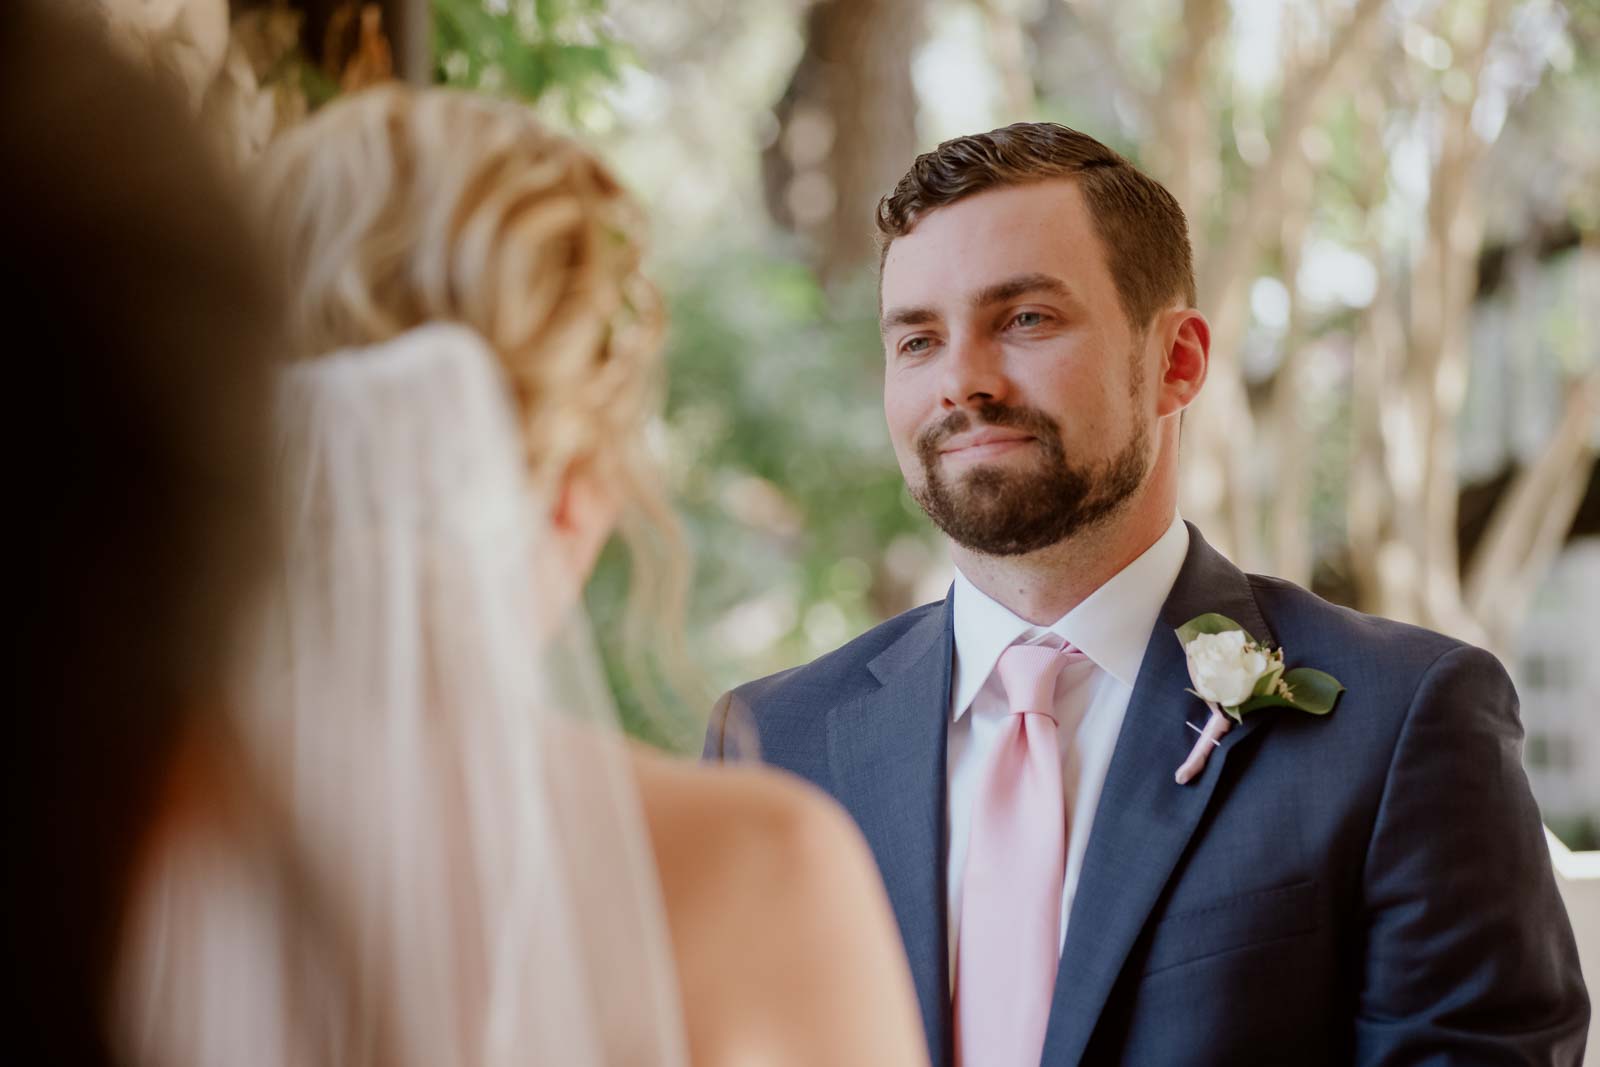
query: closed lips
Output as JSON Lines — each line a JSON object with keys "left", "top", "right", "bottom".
{"left": 940, "top": 431, "right": 1034, "bottom": 455}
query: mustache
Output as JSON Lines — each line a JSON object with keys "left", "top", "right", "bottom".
{"left": 915, "top": 402, "right": 1062, "bottom": 456}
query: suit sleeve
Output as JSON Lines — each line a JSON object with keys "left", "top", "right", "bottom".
{"left": 1354, "top": 644, "right": 1590, "bottom": 1064}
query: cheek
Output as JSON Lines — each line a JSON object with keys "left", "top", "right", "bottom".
{"left": 882, "top": 374, "right": 917, "bottom": 442}
{"left": 882, "top": 381, "right": 926, "bottom": 475}
{"left": 1042, "top": 370, "right": 1128, "bottom": 446}
{"left": 1085, "top": 398, "right": 1135, "bottom": 447}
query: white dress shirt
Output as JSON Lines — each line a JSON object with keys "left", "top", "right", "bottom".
{"left": 946, "top": 514, "right": 1189, "bottom": 976}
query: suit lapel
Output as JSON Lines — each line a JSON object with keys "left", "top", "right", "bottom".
{"left": 1040, "top": 526, "right": 1275, "bottom": 1065}
{"left": 828, "top": 599, "right": 954, "bottom": 1067}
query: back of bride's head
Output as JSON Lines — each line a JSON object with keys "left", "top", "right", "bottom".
{"left": 135, "top": 87, "right": 694, "bottom": 1067}
{"left": 257, "top": 85, "right": 662, "bottom": 492}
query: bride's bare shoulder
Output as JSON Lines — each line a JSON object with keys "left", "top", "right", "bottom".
{"left": 630, "top": 745, "right": 858, "bottom": 869}
{"left": 629, "top": 745, "right": 881, "bottom": 932}
{"left": 628, "top": 745, "right": 928, "bottom": 1067}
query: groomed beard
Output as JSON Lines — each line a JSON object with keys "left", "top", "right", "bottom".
{"left": 910, "top": 401, "right": 1150, "bottom": 557}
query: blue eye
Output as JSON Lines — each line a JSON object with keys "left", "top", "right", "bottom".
{"left": 1011, "top": 311, "right": 1046, "bottom": 328}
{"left": 901, "top": 336, "right": 933, "bottom": 355}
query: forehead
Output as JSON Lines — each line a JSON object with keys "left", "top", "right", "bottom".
{"left": 880, "top": 179, "right": 1115, "bottom": 312}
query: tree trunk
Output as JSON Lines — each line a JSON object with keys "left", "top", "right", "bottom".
{"left": 1180, "top": 0, "right": 1387, "bottom": 567}
{"left": 1345, "top": 86, "right": 1400, "bottom": 615}
{"left": 762, "top": 0, "right": 927, "bottom": 284}
{"left": 1395, "top": 0, "right": 1510, "bottom": 645}
{"left": 1149, "top": 0, "right": 1227, "bottom": 212}
{"left": 977, "top": 0, "right": 1036, "bottom": 120}
{"left": 1267, "top": 153, "right": 1316, "bottom": 586}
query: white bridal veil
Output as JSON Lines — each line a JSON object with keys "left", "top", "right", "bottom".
{"left": 118, "top": 324, "right": 688, "bottom": 1067}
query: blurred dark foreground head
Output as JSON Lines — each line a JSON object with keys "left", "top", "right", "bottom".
{"left": 4, "top": 3, "right": 280, "bottom": 1062}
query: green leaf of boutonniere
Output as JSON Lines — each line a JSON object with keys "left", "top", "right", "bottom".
{"left": 1232, "top": 668, "right": 1344, "bottom": 716}
{"left": 1175, "top": 612, "right": 1249, "bottom": 646}
{"left": 1278, "top": 667, "right": 1344, "bottom": 714}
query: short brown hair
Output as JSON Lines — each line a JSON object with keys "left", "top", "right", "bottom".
{"left": 876, "top": 122, "right": 1196, "bottom": 329}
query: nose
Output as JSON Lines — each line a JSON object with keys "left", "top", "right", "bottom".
{"left": 939, "top": 331, "right": 1008, "bottom": 411}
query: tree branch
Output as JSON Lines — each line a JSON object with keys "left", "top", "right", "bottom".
{"left": 1059, "top": 0, "right": 1156, "bottom": 123}
{"left": 1463, "top": 367, "right": 1600, "bottom": 646}
{"left": 1196, "top": 0, "right": 1387, "bottom": 307}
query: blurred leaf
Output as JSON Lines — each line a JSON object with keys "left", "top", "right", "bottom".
{"left": 432, "top": 0, "right": 625, "bottom": 112}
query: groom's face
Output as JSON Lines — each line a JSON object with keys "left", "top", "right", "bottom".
{"left": 879, "top": 179, "right": 1156, "bottom": 556}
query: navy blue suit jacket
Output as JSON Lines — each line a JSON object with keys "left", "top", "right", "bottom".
{"left": 705, "top": 525, "right": 1588, "bottom": 1065}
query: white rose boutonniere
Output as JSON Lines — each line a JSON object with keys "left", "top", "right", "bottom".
{"left": 1184, "top": 630, "right": 1272, "bottom": 707}
{"left": 1173, "top": 613, "right": 1345, "bottom": 785}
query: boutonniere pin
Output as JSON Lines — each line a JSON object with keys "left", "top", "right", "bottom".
{"left": 1173, "top": 613, "right": 1345, "bottom": 784}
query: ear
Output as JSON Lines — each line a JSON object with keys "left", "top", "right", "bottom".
{"left": 549, "top": 456, "right": 621, "bottom": 582}
{"left": 550, "top": 460, "right": 587, "bottom": 537}
{"left": 1155, "top": 308, "right": 1209, "bottom": 418}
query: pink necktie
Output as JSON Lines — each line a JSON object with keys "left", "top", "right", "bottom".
{"left": 955, "top": 640, "right": 1083, "bottom": 1067}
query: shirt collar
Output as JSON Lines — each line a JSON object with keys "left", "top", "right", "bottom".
{"left": 949, "top": 514, "right": 1190, "bottom": 721}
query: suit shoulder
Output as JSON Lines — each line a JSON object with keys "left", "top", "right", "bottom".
{"left": 1243, "top": 571, "right": 1504, "bottom": 696}
{"left": 728, "top": 599, "right": 945, "bottom": 709}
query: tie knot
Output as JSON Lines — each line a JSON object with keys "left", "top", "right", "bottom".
{"left": 995, "top": 641, "right": 1077, "bottom": 720}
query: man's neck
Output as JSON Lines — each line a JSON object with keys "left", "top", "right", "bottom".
{"left": 950, "top": 504, "right": 1174, "bottom": 626}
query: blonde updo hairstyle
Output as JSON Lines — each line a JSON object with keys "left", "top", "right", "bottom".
{"left": 257, "top": 85, "right": 691, "bottom": 716}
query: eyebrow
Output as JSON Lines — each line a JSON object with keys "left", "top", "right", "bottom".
{"left": 973, "top": 272, "right": 1076, "bottom": 308}
{"left": 879, "top": 272, "right": 1079, "bottom": 335}
{"left": 879, "top": 304, "right": 939, "bottom": 335}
